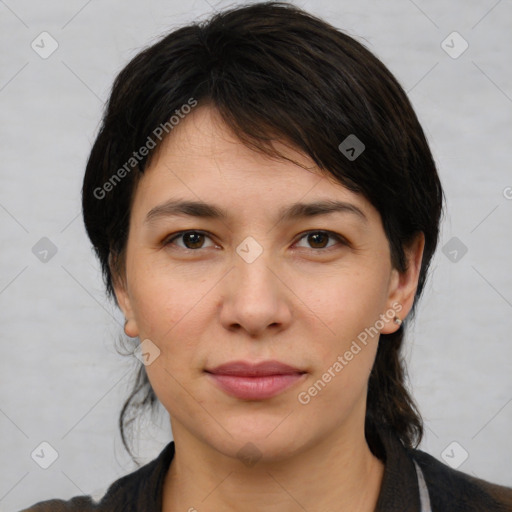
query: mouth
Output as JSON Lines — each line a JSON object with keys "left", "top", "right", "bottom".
{"left": 204, "top": 360, "right": 307, "bottom": 400}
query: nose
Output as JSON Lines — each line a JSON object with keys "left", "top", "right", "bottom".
{"left": 218, "top": 247, "right": 293, "bottom": 337}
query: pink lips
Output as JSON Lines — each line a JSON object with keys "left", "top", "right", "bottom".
{"left": 205, "top": 360, "right": 307, "bottom": 400}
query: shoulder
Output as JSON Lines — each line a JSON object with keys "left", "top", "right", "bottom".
{"left": 18, "top": 495, "right": 98, "bottom": 511}
{"left": 410, "top": 447, "right": 512, "bottom": 511}
{"left": 19, "top": 441, "right": 175, "bottom": 512}
{"left": 20, "top": 465, "right": 152, "bottom": 512}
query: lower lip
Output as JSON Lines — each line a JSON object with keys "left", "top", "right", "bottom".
{"left": 206, "top": 372, "right": 306, "bottom": 400}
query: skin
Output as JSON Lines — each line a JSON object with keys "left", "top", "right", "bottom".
{"left": 113, "top": 105, "right": 424, "bottom": 512}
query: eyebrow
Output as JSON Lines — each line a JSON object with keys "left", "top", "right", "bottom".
{"left": 144, "top": 198, "right": 368, "bottom": 225}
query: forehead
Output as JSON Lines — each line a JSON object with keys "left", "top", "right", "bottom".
{"left": 148, "top": 104, "right": 319, "bottom": 178}
{"left": 131, "top": 105, "right": 376, "bottom": 222}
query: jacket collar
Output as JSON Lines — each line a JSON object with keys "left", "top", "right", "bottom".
{"left": 374, "top": 427, "right": 423, "bottom": 511}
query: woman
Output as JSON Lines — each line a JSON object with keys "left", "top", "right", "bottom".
{"left": 22, "top": 2, "right": 512, "bottom": 511}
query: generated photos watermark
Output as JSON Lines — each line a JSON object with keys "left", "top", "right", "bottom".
{"left": 297, "top": 301, "right": 403, "bottom": 405}
{"left": 93, "top": 97, "right": 198, "bottom": 200}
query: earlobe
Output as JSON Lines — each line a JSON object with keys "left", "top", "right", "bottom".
{"left": 381, "top": 232, "right": 425, "bottom": 334}
{"left": 123, "top": 317, "right": 139, "bottom": 338}
{"left": 115, "top": 284, "right": 139, "bottom": 338}
{"left": 109, "top": 252, "right": 139, "bottom": 338}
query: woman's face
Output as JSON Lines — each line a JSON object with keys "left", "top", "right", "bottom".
{"left": 114, "top": 105, "right": 422, "bottom": 462}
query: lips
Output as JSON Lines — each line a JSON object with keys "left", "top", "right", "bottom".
{"left": 205, "top": 360, "right": 307, "bottom": 400}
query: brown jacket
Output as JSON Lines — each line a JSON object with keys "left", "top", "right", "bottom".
{"left": 20, "top": 427, "right": 512, "bottom": 511}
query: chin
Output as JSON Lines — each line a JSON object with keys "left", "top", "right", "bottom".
{"left": 203, "top": 419, "right": 309, "bottom": 465}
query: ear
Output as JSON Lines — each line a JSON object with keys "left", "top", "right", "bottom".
{"left": 109, "top": 252, "right": 139, "bottom": 338}
{"left": 380, "top": 232, "right": 425, "bottom": 334}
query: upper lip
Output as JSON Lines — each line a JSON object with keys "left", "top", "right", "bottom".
{"left": 205, "top": 360, "right": 306, "bottom": 377}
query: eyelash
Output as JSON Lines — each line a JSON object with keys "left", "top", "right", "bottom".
{"left": 163, "top": 230, "right": 348, "bottom": 253}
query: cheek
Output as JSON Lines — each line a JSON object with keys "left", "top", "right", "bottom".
{"left": 129, "top": 269, "right": 210, "bottom": 417}
{"left": 126, "top": 262, "right": 217, "bottom": 405}
{"left": 297, "top": 266, "right": 390, "bottom": 346}
{"left": 295, "top": 279, "right": 383, "bottom": 415}
{"left": 129, "top": 257, "right": 212, "bottom": 338}
{"left": 292, "top": 269, "right": 387, "bottom": 403}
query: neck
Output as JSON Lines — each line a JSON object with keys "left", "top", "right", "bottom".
{"left": 162, "top": 421, "right": 385, "bottom": 512}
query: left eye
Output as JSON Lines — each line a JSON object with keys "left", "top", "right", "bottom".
{"left": 295, "top": 231, "right": 345, "bottom": 250}
{"left": 164, "top": 230, "right": 345, "bottom": 251}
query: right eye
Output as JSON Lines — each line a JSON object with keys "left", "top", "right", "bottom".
{"left": 163, "top": 230, "right": 217, "bottom": 251}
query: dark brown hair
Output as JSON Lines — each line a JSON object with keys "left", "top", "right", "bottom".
{"left": 82, "top": 1, "right": 443, "bottom": 463}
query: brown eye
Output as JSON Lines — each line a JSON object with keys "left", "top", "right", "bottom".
{"left": 165, "top": 231, "right": 215, "bottom": 250}
{"left": 295, "top": 231, "right": 346, "bottom": 250}
{"left": 307, "top": 232, "right": 329, "bottom": 248}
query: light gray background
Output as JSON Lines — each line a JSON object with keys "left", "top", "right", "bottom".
{"left": 1, "top": 0, "right": 511, "bottom": 510}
